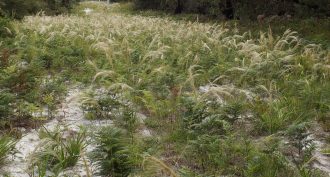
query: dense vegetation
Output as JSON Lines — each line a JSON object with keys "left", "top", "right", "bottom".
{"left": 0, "top": 1, "right": 329, "bottom": 177}
{"left": 133, "top": 0, "right": 330, "bottom": 19}
{"left": 0, "top": 0, "right": 80, "bottom": 19}
{"left": 0, "top": 0, "right": 84, "bottom": 129}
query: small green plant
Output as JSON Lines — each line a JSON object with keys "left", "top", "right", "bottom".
{"left": 253, "top": 98, "right": 294, "bottom": 134}
{"left": 182, "top": 98, "right": 231, "bottom": 136}
{"left": 30, "top": 127, "right": 86, "bottom": 175}
{"left": 222, "top": 99, "right": 245, "bottom": 124}
{"left": 119, "top": 107, "right": 139, "bottom": 141}
{"left": 90, "top": 127, "right": 137, "bottom": 177}
{"left": 81, "top": 92, "right": 103, "bottom": 120}
{"left": 245, "top": 137, "right": 294, "bottom": 177}
{"left": 81, "top": 90, "right": 122, "bottom": 120}
{"left": 0, "top": 90, "right": 14, "bottom": 128}
{"left": 185, "top": 134, "right": 254, "bottom": 175}
{"left": 43, "top": 93, "right": 56, "bottom": 119}
{"left": 31, "top": 158, "right": 48, "bottom": 177}
{"left": 286, "top": 123, "right": 315, "bottom": 167}
{"left": 0, "top": 135, "right": 15, "bottom": 165}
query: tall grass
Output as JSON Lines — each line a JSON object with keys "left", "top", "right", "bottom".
{"left": 5, "top": 2, "right": 329, "bottom": 176}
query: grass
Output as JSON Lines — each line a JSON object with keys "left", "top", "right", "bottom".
{"left": 29, "top": 127, "right": 86, "bottom": 175}
{"left": 0, "top": 1, "right": 329, "bottom": 176}
{"left": 103, "top": 2, "right": 330, "bottom": 48}
{"left": 0, "top": 136, "right": 15, "bottom": 165}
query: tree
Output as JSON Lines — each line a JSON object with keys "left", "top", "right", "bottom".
{"left": 175, "top": 0, "right": 182, "bottom": 14}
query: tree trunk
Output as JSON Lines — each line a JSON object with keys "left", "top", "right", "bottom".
{"left": 175, "top": 0, "right": 182, "bottom": 14}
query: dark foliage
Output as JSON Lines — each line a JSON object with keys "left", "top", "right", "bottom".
{"left": 133, "top": 0, "right": 330, "bottom": 19}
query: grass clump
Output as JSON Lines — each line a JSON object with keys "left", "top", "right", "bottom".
{"left": 29, "top": 127, "right": 86, "bottom": 176}
{"left": 0, "top": 135, "right": 15, "bottom": 165}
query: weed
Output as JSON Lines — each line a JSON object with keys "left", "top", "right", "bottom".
{"left": 0, "top": 135, "right": 15, "bottom": 165}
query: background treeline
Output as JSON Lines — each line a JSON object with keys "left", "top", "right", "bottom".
{"left": 133, "top": 0, "right": 330, "bottom": 19}
{"left": 0, "top": 0, "right": 80, "bottom": 19}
